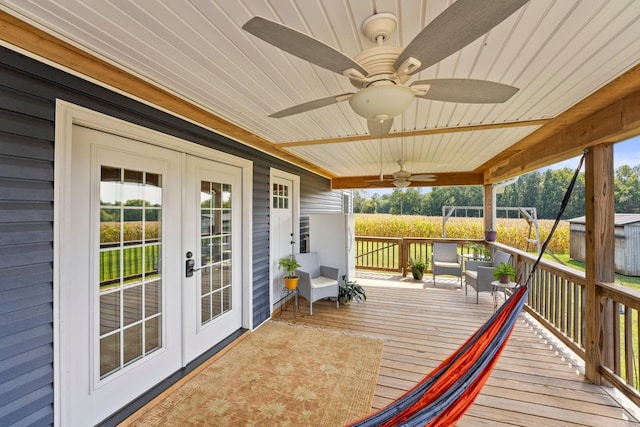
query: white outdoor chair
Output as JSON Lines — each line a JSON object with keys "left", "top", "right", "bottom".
{"left": 295, "top": 252, "right": 340, "bottom": 315}
{"left": 431, "top": 242, "right": 463, "bottom": 287}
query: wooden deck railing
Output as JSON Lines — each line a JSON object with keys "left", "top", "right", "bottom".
{"left": 496, "top": 242, "right": 640, "bottom": 406}
{"left": 355, "top": 236, "right": 640, "bottom": 407}
{"left": 355, "top": 236, "right": 482, "bottom": 275}
{"left": 595, "top": 281, "right": 640, "bottom": 406}
{"left": 493, "top": 243, "right": 587, "bottom": 359}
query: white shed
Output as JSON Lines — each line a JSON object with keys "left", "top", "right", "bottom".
{"left": 569, "top": 214, "right": 640, "bottom": 277}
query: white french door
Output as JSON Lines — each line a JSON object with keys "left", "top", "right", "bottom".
{"left": 182, "top": 155, "right": 243, "bottom": 363}
{"left": 59, "top": 123, "right": 244, "bottom": 426}
{"left": 269, "top": 174, "right": 296, "bottom": 310}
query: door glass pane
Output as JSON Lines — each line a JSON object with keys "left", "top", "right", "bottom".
{"left": 99, "top": 166, "right": 163, "bottom": 380}
{"left": 199, "top": 179, "right": 233, "bottom": 326}
{"left": 272, "top": 182, "right": 289, "bottom": 210}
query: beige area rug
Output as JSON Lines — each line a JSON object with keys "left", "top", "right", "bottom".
{"left": 128, "top": 321, "right": 383, "bottom": 427}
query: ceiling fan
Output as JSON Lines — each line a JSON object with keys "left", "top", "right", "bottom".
{"left": 243, "top": 0, "right": 529, "bottom": 137}
{"left": 372, "top": 160, "right": 437, "bottom": 188}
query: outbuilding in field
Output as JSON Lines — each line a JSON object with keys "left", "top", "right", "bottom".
{"left": 569, "top": 214, "right": 640, "bottom": 277}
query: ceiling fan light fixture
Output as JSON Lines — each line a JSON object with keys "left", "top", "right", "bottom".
{"left": 349, "top": 84, "right": 415, "bottom": 120}
{"left": 393, "top": 179, "right": 410, "bottom": 188}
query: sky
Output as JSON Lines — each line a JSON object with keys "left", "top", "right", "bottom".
{"left": 551, "top": 135, "right": 640, "bottom": 171}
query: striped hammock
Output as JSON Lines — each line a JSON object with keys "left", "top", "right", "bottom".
{"left": 347, "top": 286, "right": 528, "bottom": 427}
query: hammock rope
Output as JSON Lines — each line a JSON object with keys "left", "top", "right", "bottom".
{"left": 348, "top": 152, "right": 586, "bottom": 427}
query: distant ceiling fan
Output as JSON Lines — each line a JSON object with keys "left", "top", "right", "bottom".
{"left": 243, "top": 0, "right": 528, "bottom": 137}
{"left": 383, "top": 160, "right": 437, "bottom": 188}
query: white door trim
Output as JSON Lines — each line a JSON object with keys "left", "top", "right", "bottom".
{"left": 54, "top": 100, "right": 253, "bottom": 426}
{"left": 268, "top": 168, "right": 300, "bottom": 317}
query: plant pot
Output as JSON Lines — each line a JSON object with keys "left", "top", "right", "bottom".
{"left": 412, "top": 267, "right": 424, "bottom": 280}
{"left": 284, "top": 276, "right": 299, "bottom": 290}
{"left": 485, "top": 230, "right": 497, "bottom": 242}
{"left": 499, "top": 274, "right": 511, "bottom": 284}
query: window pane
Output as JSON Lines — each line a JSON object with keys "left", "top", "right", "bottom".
{"left": 100, "top": 292, "right": 120, "bottom": 335}
{"left": 100, "top": 333, "right": 120, "bottom": 378}
{"left": 123, "top": 324, "right": 143, "bottom": 365}
{"left": 145, "top": 316, "right": 161, "bottom": 353}
{"left": 123, "top": 285, "right": 143, "bottom": 326}
{"left": 145, "top": 280, "right": 161, "bottom": 316}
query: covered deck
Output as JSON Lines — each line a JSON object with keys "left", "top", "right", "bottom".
{"left": 277, "top": 273, "right": 639, "bottom": 426}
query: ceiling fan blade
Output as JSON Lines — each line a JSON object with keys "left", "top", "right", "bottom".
{"left": 243, "top": 17, "right": 368, "bottom": 77}
{"left": 394, "top": 0, "right": 529, "bottom": 75}
{"left": 412, "top": 79, "right": 518, "bottom": 103}
{"left": 410, "top": 174, "right": 438, "bottom": 182}
{"left": 367, "top": 118, "right": 394, "bottom": 137}
{"left": 269, "top": 93, "right": 354, "bottom": 118}
{"left": 365, "top": 177, "right": 394, "bottom": 183}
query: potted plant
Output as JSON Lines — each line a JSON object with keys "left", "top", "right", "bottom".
{"left": 339, "top": 279, "right": 366, "bottom": 305}
{"left": 493, "top": 262, "right": 516, "bottom": 284}
{"left": 278, "top": 255, "right": 301, "bottom": 289}
{"left": 467, "top": 242, "right": 489, "bottom": 259}
{"left": 485, "top": 229, "right": 497, "bottom": 242}
{"left": 408, "top": 258, "right": 427, "bottom": 280}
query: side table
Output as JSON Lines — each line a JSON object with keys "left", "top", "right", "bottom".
{"left": 491, "top": 280, "right": 517, "bottom": 311}
{"left": 279, "top": 286, "right": 299, "bottom": 318}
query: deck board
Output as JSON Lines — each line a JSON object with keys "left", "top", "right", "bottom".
{"left": 278, "top": 273, "right": 639, "bottom": 426}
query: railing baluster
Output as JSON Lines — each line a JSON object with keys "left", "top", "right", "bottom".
{"left": 613, "top": 301, "right": 621, "bottom": 376}
{"left": 624, "top": 306, "right": 634, "bottom": 386}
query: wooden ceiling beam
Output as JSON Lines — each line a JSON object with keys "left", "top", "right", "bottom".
{"left": 486, "top": 85, "right": 640, "bottom": 184}
{"left": 278, "top": 119, "right": 550, "bottom": 148}
{"left": 482, "top": 64, "right": 640, "bottom": 183}
{"left": 331, "top": 172, "right": 484, "bottom": 190}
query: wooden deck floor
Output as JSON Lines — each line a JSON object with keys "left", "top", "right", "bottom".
{"left": 277, "top": 272, "right": 640, "bottom": 426}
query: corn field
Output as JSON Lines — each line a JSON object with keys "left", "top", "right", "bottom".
{"left": 355, "top": 214, "right": 570, "bottom": 254}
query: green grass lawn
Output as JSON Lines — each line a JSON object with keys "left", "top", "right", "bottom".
{"left": 543, "top": 253, "right": 640, "bottom": 290}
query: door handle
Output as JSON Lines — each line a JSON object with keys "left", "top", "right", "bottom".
{"left": 185, "top": 251, "right": 201, "bottom": 277}
{"left": 186, "top": 258, "right": 196, "bottom": 277}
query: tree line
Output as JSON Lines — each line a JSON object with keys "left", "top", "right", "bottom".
{"left": 353, "top": 164, "right": 640, "bottom": 219}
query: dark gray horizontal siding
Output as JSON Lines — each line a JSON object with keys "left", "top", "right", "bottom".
{"left": 0, "top": 243, "right": 52, "bottom": 269}
{"left": 0, "top": 44, "right": 344, "bottom": 424}
{"left": 0, "top": 109, "right": 53, "bottom": 141}
{"left": 251, "top": 164, "right": 272, "bottom": 326}
{"left": 0, "top": 223, "right": 52, "bottom": 246}
{"left": 0, "top": 385, "right": 53, "bottom": 426}
{"left": 0, "top": 62, "right": 54, "bottom": 427}
{"left": 0, "top": 179, "right": 53, "bottom": 201}
{"left": 0, "top": 155, "right": 53, "bottom": 181}
{"left": 0, "top": 345, "right": 53, "bottom": 388}
{"left": 0, "top": 85, "right": 55, "bottom": 121}
{"left": 0, "top": 133, "right": 53, "bottom": 161}
{"left": 0, "top": 202, "right": 53, "bottom": 222}
{"left": 301, "top": 173, "right": 343, "bottom": 214}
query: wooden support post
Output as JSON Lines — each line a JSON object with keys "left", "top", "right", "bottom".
{"left": 483, "top": 184, "right": 495, "bottom": 236}
{"left": 584, "top": 144, "right": 615, "bottom": 384}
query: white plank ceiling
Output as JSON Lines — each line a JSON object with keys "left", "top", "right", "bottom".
{"left": 2, "top": 0, "right": 639, "bottom": 181}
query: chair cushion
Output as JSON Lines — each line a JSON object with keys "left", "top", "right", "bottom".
{"left": 434, "top": 261, "right": 461, "bottom": 268}
{"left": 466, "top": 270, "right": 478, "bottom": 280}
{"left": 311, "top": 276, "right": 338, "bottom": 288}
